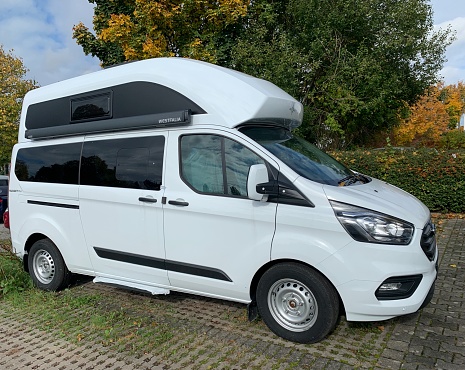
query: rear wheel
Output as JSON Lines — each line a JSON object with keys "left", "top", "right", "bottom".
{"left": 256, "top": 262, "right": 339, "bottom": 343}
{"left": 28, "top": 239, "right": 71, "bottom": 291}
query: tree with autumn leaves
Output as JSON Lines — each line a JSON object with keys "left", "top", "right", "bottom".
{"left": 72, "top": 0, "right": 248, "bottom": 66}
{"left": 392, "top": 83, "right": 465, "bottom": 148}
{"left": 0, "top": 46, "right": 37, "bottom": 168}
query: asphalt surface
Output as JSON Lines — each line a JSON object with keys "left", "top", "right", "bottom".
{"left": 0, "top": 217, "right": 464, "bottom": 369}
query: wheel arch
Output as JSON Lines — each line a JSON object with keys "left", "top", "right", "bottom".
{"left": 16, "top": 213, "right": 91, "bottom": 275}
{"left": 22, "top": 233, "right": 50, "bottom": 272}
{"left": 250, "top": 259, "right": 345, "bottom": 315}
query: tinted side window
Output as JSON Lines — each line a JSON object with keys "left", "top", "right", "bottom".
{"left": 81, "top": 136, "right": 164, "bottom": 190}
{"left": 71, "top": 92, "right": 112, "bottom": 122}
{"left": 180, "top": 134, "right": 264, "bottom": 197}
{"left": 15, "top": 143, "right": 82, "bottom": 184}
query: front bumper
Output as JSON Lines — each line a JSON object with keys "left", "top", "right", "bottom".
{"left": 317, "top": 224, "right": 438, "bottom": 322}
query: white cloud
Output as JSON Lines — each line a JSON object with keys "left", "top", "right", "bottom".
{"left": 0, "top": 0, "right": 36, "bottom": 14}
{"left": 439, "top": 65, "right": 465, "bottom": 84}
{"left": 434, "top": 17, "right": 465, "bottom": 84}
{"left": 0, "top": 0, "right": 100, "bottom": 86}
{"left": 436, "top": 17, "right": 465, "bottom": 42}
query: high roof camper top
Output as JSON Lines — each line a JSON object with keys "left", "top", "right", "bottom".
{"left": 19, "top": 58, "right": 303, "bottom": 142}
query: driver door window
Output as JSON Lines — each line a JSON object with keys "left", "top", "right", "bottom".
{"left": 180, "top": 134, "right": 264, "bottom": 197}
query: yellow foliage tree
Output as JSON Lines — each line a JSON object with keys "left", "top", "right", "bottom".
{"left": 440, "top": 81, "right": 465, "bottom": 129}
{"left": 73, "top": 0, "right": 248, "bottom": 66}
{"left": 393, "top": 84, "right": 450, "bottom": 147}
{"left": 0, "top": 46, "right": 37, "bottom": 168}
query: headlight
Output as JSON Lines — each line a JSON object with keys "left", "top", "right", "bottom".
{"left": 330, "top": 201, "right": 414, "bottom": 245}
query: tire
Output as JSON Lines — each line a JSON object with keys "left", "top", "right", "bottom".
{"left": 28, "top": 239, "right": 71, "bottom": 291}
{"left": 256, "top": 262, "right": 339, "bottom": 343}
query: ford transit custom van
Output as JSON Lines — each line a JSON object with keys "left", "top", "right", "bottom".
{"left": 9, "top": 58, "right": 437, "bottom": 343}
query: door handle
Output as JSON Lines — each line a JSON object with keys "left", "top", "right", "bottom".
{"left": 168, "top": 200, "right": 189, "bottom": 206}
{"left": 139, "top": 197, "right": 157, "bottom": 203}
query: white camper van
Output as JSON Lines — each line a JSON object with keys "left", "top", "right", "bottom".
{"left": 9, "top": 58, "right": 437, "bottom": 343}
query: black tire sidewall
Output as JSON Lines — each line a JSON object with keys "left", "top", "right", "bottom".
{"left": 28, "top": 239, "right": 69, "bottom": 291}
{"left": 256, "top": 263, "right": 339, "bottom": 343}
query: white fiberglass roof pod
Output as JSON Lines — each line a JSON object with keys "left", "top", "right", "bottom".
{"left": 18, "top": 58, "right": 303, "bottom": 143}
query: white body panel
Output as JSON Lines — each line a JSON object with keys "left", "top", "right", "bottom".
{"left": 79, "top": 185, "right": 168, "bottom": 285}
{"left": 323, "top": 177, "right": 430, "bottom": 228}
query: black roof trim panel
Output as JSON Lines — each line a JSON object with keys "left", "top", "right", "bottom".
{"left": 24, "top": 81, "right": 205, "bottom": 139}
{"left": 26, "top": 110, "right": 192, "bottom": 140}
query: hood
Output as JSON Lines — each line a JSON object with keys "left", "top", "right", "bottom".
{"left": 322, "top": 177, "right": 430, "bottom": 229}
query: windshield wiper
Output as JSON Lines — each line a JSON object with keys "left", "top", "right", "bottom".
{"left": 338, "top": 173, "right": 367, "bottom": 186}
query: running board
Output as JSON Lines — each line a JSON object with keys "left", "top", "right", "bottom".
{"left": 93, "top": 276, "right": 170, "bottom": 295}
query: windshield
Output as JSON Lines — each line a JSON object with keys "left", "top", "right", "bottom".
{"left": 240, "top": 126, "right": 354, "bottom": 186}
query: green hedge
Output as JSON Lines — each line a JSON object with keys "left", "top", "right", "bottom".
{"left": 330, "top": 148, "right": 465, "bottom": 213}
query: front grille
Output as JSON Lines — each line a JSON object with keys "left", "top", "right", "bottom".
{"left": 420, "top": 220, "right": 436, "bottom": 261}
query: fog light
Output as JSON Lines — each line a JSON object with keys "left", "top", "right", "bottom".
{"left": 379, "top": 282, "right": 402, "bottom": 291}
{"left": 375, "top": 275, "right": 422, "bottom": 300}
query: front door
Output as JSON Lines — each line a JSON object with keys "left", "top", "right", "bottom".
{"left": 162, "top": 130, "right": 278, "bottom": 302}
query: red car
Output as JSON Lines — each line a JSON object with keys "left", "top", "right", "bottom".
{"left": 3, "top": 208, "right": 9, "bottom": 229}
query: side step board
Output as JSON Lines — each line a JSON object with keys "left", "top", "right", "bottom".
{"left": 93, "top": 276, "right": 170, "bottom": 295}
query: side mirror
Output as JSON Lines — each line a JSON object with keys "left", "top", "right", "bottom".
{"left": 247, "top": 164, "right": 269, "bottom": 201}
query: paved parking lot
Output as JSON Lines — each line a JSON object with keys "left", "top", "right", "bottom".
{"left": 0, "top": 217, "right": 464, "bottom": 369}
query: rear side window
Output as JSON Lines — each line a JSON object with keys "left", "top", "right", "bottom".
{"left": 15, "top": 143, "right": 82, "bottom": 184}
{"left": 81, "top": 136, "right": 165, "bottom": 190}
{"left": 180, "top": 134, "right": 264, "bottom": 197}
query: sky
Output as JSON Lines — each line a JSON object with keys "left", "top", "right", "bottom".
{"left": 0, "top": 0, "right": 464, "bottom": 87}
{"left": 0, "top": 0, "right": 99, "bottom": 86}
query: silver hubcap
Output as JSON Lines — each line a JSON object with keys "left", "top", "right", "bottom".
{"left": 268, "top": 278, "right": 318, "bottom": 332}
{"left": 32, "top": 249, "right": 55, "bottom": 284}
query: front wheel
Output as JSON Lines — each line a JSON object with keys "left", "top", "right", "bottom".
{"left": 256, "top": 263, "right": 339, "bottom": 343}
{"left": 28, "top": 239, "right": 71, "bottom": 291}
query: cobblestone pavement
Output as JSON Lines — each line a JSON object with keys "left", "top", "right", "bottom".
{"left": 0, "top": 218, "right": 464, "bottom": 369}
